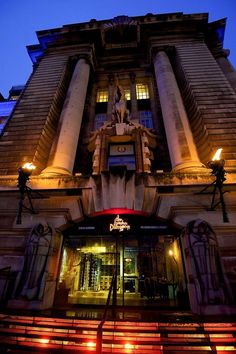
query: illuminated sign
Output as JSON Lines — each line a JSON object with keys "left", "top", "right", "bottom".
{"left": 109, "top": 215, "right": 130, "bottom": 232}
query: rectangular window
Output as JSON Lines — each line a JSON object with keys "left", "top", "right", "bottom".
{"left": 96, "top": 89, "right": 108, "bottom": 103}
{"left": 136, "top": 84, "right": 149, "bottom": 100}
{"left": 124, "top": 89, "right": 131, "bottom": 101}
{"left": 108, "top": 143, "right": 136, "bottom": 171}
{"left": 139, "top": 111, "right": 153, "bottom": 129}
{"left": 94, "top": 113, "right": 107, "bottom": 130}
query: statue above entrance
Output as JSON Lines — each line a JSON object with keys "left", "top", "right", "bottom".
{"left": 88, "top": 75, "right": 158, "bottom": 175}
{"left": 112, "top": 82, "right": 130, "bottom": 124}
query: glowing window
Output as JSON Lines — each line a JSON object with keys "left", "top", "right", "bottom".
{"left": 9, "top": 96, "right": 18, "bottom": 101}
{"left": 96, "top": 90, "right": 108, "bottom": 103}
{"left": 124, "top": 89, "right": 131, "bottom": 101}
{"left": 136, "top": 84, "right": 149, "bottom": 100}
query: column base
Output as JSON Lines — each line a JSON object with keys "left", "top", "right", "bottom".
{"left": 172, "top": 161, "right": 208, "bottom": 173}
{"left": 40, "top": 166, "right": 72, "bottom": 176}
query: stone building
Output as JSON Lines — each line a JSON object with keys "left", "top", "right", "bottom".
{"left": 0, "top": 12, "right": 236, "bottom": 318}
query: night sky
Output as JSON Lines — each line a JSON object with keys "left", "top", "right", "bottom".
{"left": 0, "top": 0, "right": 235, "bottom": 98}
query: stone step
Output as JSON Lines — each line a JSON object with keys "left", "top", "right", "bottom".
{"left": 0, "top": 314, "right": 235, "bottom": 353}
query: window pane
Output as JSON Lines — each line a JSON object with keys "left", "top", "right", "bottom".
{"left": 139, "top": 110, "right": 153, "bottom": 129}
{"left": 96, "top": 90, "right": 108, "bottom": 103}
{"left": 136, "top": 84, "right": 149, "bottom": 100}
{"left": 124, "top": 89, "right": 131, "bottom": 101}
{"left": 94, "top": 113, "right": 107, "bottom": 130}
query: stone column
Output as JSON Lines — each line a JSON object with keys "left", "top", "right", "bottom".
{"left": 129, "top": 72, "right": 138, "bottom": 121}
{"left": 107, "top": 74, "right": 114, "bottom": 121}
{"left": 153, "top": 50, "right": 204, "bottom": 172}
{"left": 42, "top": 58, "right": 90, "bottom": 175}
{"left": 216, "top": 49, "right": 236, "bottom": 93}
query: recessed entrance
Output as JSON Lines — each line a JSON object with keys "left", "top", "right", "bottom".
{"left": 55, "top": 212, "right": 189, "bottom": 309}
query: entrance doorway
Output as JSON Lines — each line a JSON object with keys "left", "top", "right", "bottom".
{"left": 56, "top": 232, "right": 188, "bottom": 308}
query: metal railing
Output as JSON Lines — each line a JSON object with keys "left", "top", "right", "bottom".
{"left": 96, "top": 271, "right": 116, "bottom": 354}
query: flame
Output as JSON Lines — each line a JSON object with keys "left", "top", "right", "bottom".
{"left": 124, "top": 343, "right": 135, "bottom": 349}
{"left": 22, "top": 162, "right": 36, "bottom": 170}
{"left": 87, "top": 341, "right": 96, "bottom": 347}
{"left": 212, "top": 148, "right": 223, "bottom": 161}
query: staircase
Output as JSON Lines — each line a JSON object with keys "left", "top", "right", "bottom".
{"left": 0, "top": 313, "right": 235, "bottom": 353}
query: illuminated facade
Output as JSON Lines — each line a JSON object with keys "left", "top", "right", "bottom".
{"left": 0, "top": 12, "right": 236, "bottom": 318}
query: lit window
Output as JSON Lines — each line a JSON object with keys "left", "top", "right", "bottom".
{"left": 94, "top": 113, "right": 107, "bottom": 130}
{"left": 139, "top": 111, "right": 153, "bottom": 129}
{"left": 136, "top": 84, "right": 149, "bottom": 100}
{"left": 96, "top": 89, "right": 108, "bottom": 103}
{"left": 9, "top": 96, "right": 18, "bottom": 101}
{"left": 124, "top": 89, "right": 131, "bottom": 101}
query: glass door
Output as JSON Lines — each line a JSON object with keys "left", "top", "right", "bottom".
{"left": 121, "top": 234, "right": 188, "bottom": 308}
{"left": 57, "top": 236, "right": 118, "bottom": 306}
{"left": 56, "top": 233, "right": 188, "bottom": 309}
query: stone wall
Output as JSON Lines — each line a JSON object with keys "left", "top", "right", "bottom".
{"left": 175, "top": 42, "right": 236, "bottom": 167}
{"left": 0, "top": 52, "right": 71, "bottom": 175}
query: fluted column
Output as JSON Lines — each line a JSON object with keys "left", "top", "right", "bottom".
{"left": 107, "top": 74, "right": 114, "bottom": 121}
{"left": 129, "top": 72, "right": 138, "bottom": 120}
{"left": 153, "top": 50, "right": 204, "bottom": 172}
{"left": 42, "top": 58, "right": 90, "bottom": 175}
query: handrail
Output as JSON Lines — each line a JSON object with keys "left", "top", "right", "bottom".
{"left": 96, "top": 271, "right": 116, "bottom": 354}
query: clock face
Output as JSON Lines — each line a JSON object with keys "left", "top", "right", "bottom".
{"left": 117, "top": 146, "right": 126, "bottom": 153}
{"left": 110, "top": 144, "right": 134, "bottom": 156}
{"left": 108, "top": 143, "right": 136, "bottom": 171}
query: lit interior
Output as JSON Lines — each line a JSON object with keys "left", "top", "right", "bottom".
{"left": 58, "top": 234, "right": 184, "bottom": 307}
{"left": 96, "top": 89, "right": 109, "bottom": 102}
{"left": 136, "top": 83, "right": 150, "bottom": 99}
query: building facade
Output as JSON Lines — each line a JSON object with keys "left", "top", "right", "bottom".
{"left": 0, "top": 86, "right": 24, "bottom": 135}
{"left": 0, "top": 12, "right": 236, "bottom": 316}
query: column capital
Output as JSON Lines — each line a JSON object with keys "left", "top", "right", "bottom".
{"left": 150, "top": 45, "right": 175, "bottom": 61}
{"left": 214, "top": 48, "right": 230, "bottom": 59}
{"left": 69, "top": 47, "right": 96, "bottom": 70}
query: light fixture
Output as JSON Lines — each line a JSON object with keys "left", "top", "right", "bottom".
{"left": 87, "top": 341, "right": 96, "bottom": 348}
{"left": 168, "top": 249, "right": 178, "bottom": 267}
{"left": 168, "top": 249, "right": 174, "bottom": 257}
{"left": 198, "top": 148, "right": 229, "bottom": 223}
{"left": 124, "top": 342, "right": 135, "bottom": 350}
{"left": 16, "top": 162, "right": 36, "bottom": 224}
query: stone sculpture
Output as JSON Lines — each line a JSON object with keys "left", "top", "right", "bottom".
{"left": 186, "top": 219, "right": 232, "bottom": 305}
{"left": 112, "top": 84, "right": 129, "bottom": 124}
{"left": 15, "top": 223, "right": 52, "bottom": 300}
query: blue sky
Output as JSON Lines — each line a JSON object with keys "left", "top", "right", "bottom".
{"left": 0, "top": 0, "right": 235, "bottom": 98}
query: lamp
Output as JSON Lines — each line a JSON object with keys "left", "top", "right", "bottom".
{"left": 168, "top": 248, "right": 179, "bottom": 300}
{"left": 198, "top": 148, "right": 229, "bottom": 223}
{"left": 16, "top": 162, "right": 36, "bottom": 224}
{"left": 168, "top": 249, "right": 178, "bottom": 266}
